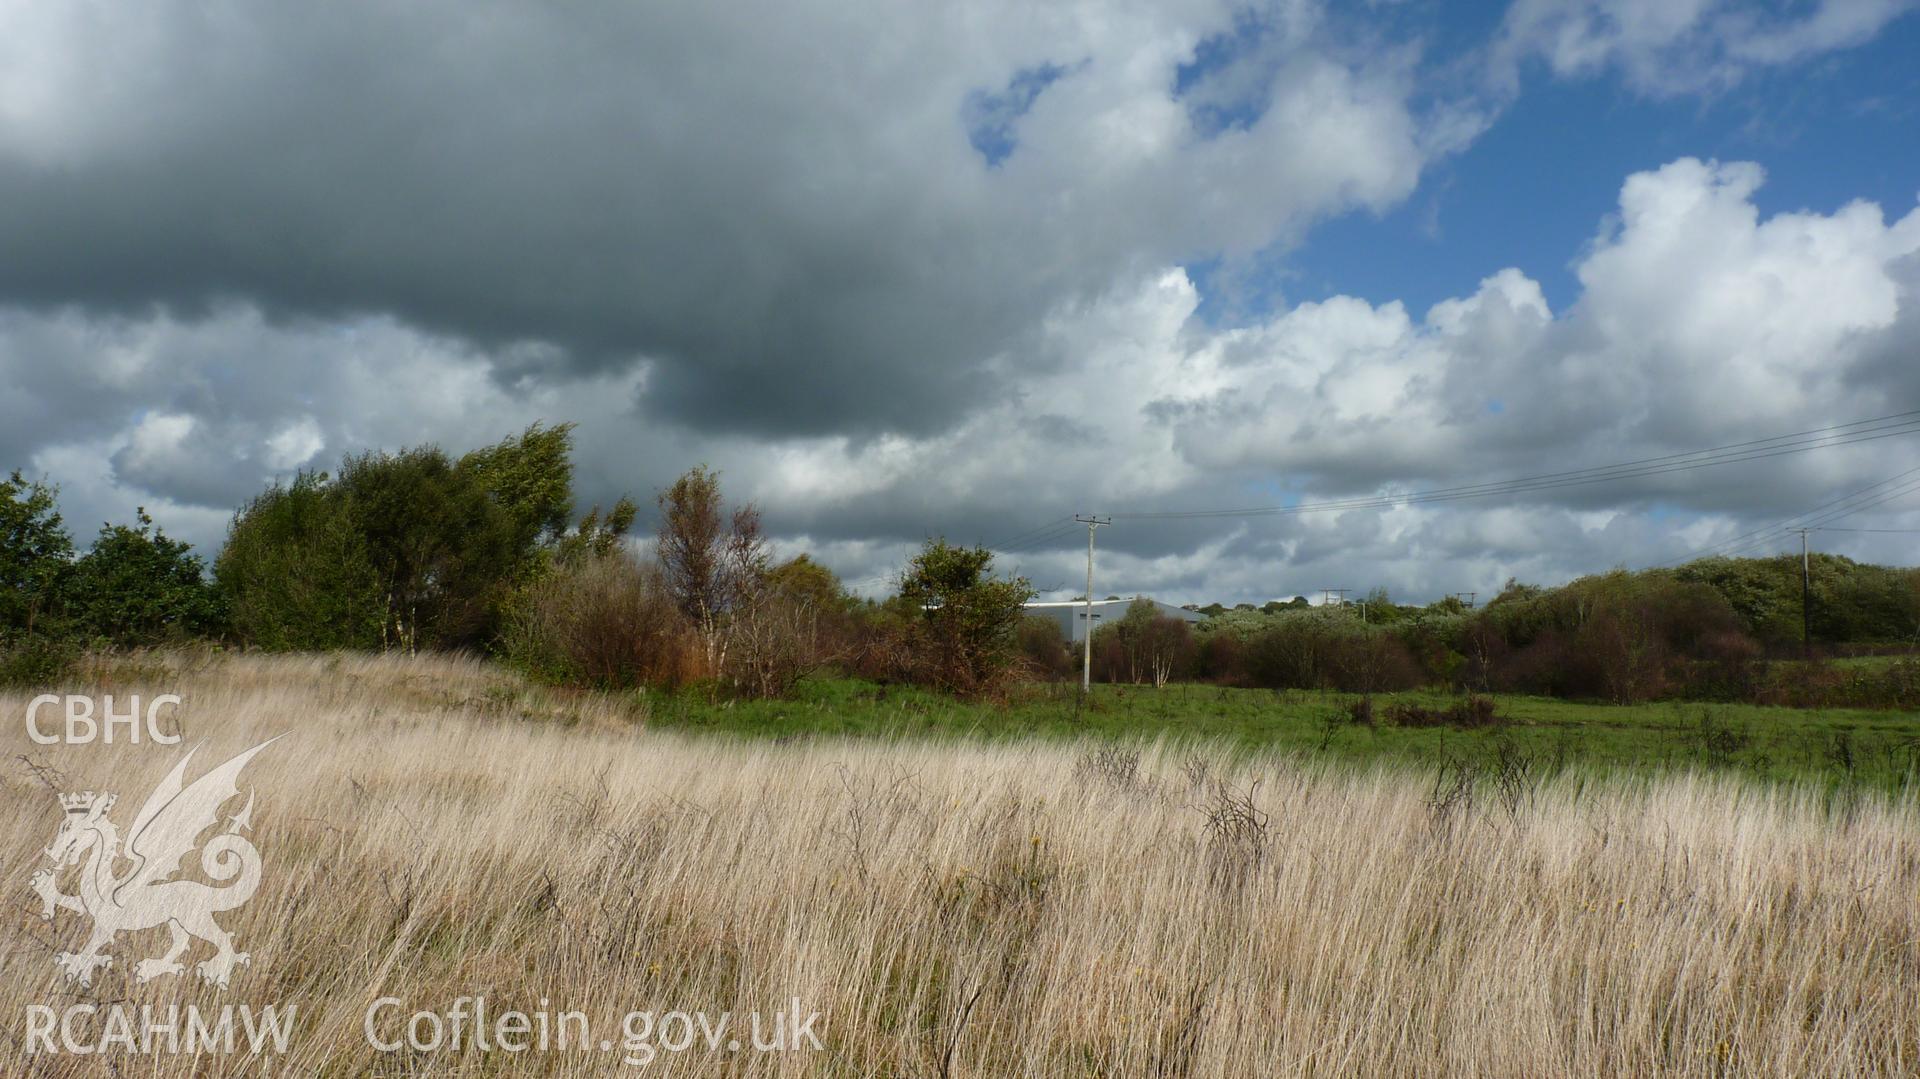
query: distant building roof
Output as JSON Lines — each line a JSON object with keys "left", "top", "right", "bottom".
{"left": 1022, "top": 596, "right": 1204, "bottom": 641}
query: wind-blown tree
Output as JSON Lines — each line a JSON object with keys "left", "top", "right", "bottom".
{"left": 0, "top": 470, "right": 73, "bottom": 639}
{"left": 459, "top": 422, "right": 578, "bottom": 559}
{"left": 68, "top": 509, "right": 222, "bottom": 646}
{"left": 336, "top": 444, "right": 521, "bottom": 650}
{"left": 216, "top": 471, "right": 385, "bottom": 651}
{"left": 220, "top": 423, "right": 631, "bottom": 652}
{"left": 554, "top": 497, "right": 640, "bottom": 566}
{"left": 0, "top": 471, "right": 77, "bottom": 682}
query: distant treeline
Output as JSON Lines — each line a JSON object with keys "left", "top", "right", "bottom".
{"left": 1025, "top": 562, "right": 1920, "bottom": 708}
{"left": 4, "top": 422, "right": 1915, "bottom": 708}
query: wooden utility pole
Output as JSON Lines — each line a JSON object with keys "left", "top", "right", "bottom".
{"left": 1076, "top": 515, "right": 1111, "bottom": 693}
{"left": 1795, "top": 528, "right": 1813, "bottom": 656}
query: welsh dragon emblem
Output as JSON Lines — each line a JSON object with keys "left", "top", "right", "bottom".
{"left": 29, "top": 738, "right": 278, "bottom": 989}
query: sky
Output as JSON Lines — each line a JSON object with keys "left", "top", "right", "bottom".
{"left": 1, "top": 0, "right": 1918, "bottom": 606}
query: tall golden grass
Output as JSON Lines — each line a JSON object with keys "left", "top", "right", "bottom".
{"left": 3, "top": 651, "right": 1917, "bottom": 1076}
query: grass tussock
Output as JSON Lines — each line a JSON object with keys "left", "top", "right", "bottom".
{"left": 3, "top": 651, "right": 1918, "bottom": 1075}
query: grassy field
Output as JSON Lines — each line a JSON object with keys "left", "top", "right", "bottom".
{"left": 648, "top": 677, "right": 1920, "bottom": 796}
{"left": 5, "top": 652, "right": 1920, "bottom": 1075}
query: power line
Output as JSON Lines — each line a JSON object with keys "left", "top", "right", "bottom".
{"left": 1792, "top": 473, "right": 1920, "bottom": 530}
{"left": 1670, "top": 465, "right": 1920, "bottom": 564}
{"left": 981, "top": 515, "right": 1074, "bottom": 552}
{"left": 1684, "top": 471, "right": 1920, "bottom": 563}
{"left": 997, "top": 521, "right": 1087, "bottom": 556}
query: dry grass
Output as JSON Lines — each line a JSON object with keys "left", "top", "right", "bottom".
{"left": 3, "top": 651, "right": 1918, "bottom": 1076}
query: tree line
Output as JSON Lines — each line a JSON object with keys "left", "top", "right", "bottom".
{"left": 5, "top": 421, "right": 1916, "bottom": 707}
{"left": 1021, "top": 562, "right": 1920, "bottom": 708}
{"left": 0, "top": 424, "right": 1036, "bottom": 699}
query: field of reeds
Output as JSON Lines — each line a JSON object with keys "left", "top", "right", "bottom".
{"left": 4, "top": 651, "right": 1918, "bottom": 1076}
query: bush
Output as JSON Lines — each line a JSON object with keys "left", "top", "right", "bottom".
{"left": 1347, "top": 696, "right": 1375, "bottom": 726}
{"left": 1459, "top": 571, "right": 1748, "bottom": 703}
{"left": 893, "top": 540, "right": 1035, "bottom": 699}
{"left": 1018, "top": 615, "right": 1075, "bottom": 681}
{"left": 1221, "top": 610, "right": 1423, "bottom": 693}
{"left": 501, "top": 553, "right": 697, "bottom": 691}
{"left": 1384, "top": 696, "right": 1502, "bottom": 729}
{"left": 1091, "top": 600, "right": 1196, "bottom": 686}
{"left": 0, "top": 632, "right": 79, "bottom": 688}
{"left": 503, "top": 541, "right": 845, "bottom": 701}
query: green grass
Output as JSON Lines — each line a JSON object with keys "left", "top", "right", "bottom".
{"left": 644, "top": 677, "right": 1920, "bottom": 796}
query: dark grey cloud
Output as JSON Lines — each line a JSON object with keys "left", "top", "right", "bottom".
{"left": 0, "top": 0, "right": 1431, "bottom": 440}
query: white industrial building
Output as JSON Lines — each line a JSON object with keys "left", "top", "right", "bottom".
{"left": 1023, "top": 596, "right": 1206, "bottom": 644}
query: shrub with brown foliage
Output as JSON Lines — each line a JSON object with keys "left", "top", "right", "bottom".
{"left": 1018, "top": 615, "right": 1076, "bottom": 681}
{"left": 1223, "top": 614, "right": 1424, "bottom": 693}
{"left": 501, "top": 552, "right": 699, "bottom": 690}
{"left": 1384, "top": 695, "right": 1502, "bottom": 729}
{"left": 1463, "top": 571, "right": 1749, "bottom": 703}
{"left": 1092, "top": 600, "right": 1197, "bottom": 686}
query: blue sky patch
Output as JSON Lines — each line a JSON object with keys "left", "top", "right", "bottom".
{"left": 964, "top": 62, "right": 1072, "bottom": 167}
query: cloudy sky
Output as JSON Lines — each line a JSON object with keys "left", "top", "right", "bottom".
{"left": 3, "top": 0, "right": 1918, "bottom": 605}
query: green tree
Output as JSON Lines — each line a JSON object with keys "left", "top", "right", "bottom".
{"left": 0, "top": 470, "right": 73, "bottom": 637}
{"left": 459, "top": 422, "right": 578, "bottom": 556}
{"left": 764, "top": 554, "right": 847, "bottom": 613}
{"left": 337, "top": 445, "right": 520, "bottom": 650}
{"left": 554, "top": 497, "right": 639, "bottom": 566}
{"left": 0, "top": 471, "right": 78, "bottom": 683}
{"left": 1360, "top": 587, "right": 1405, "bottom": 625}
{"left": 68, "top": 509, "right": 222, "bottom": 646}
{"left": 897, "top": 539, "right": 1035, "bottom": 698}
{"left": 216, "top": 471, "right": 385, "bottom": 650}
{"left": 221, "top": 425, "right": 633, "bottom": 653}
